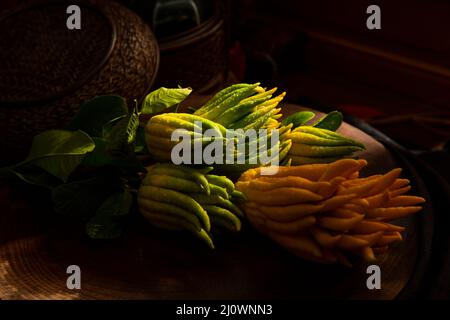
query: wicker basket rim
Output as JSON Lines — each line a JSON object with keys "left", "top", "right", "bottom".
{"left": 0, "top": 0, "right": 117, "bottom": 107}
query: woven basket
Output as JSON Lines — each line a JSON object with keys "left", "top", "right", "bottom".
{"left": 154, "top": 0, "right": 227, "bottom": 93}
{"left": 0, "top": 0, "right": 159, "bottom": 162}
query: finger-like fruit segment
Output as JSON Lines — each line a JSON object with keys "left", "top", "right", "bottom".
{"left": 138, "top": 198, "right": 202, "bottom": 230}
{"left": 204, "top": 205, "right": 241, "bottom": 232}
{"left": 140, "top": 186, "right": 211, "bottom": 231}
{"left": 137, "top": 164, "right": 242, "bottom": 249}
{"left": 237, "top": 158, "right": 425, "bottom": 265}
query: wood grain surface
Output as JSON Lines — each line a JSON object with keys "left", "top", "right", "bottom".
{"left": 0, "top": 104, "right": 430, "bottom": 300}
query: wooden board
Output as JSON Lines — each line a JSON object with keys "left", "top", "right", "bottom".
{"left": 0, "top": 104, "right": 432, "bottom": 299}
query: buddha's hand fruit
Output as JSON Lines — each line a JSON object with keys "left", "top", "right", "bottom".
{"left": 138, "top": 164, "right": 245, "bottom": 248}
{"left": 144, "top": 112, "right": 228, "bottom": 162}
{"left": 236, "top": 159, "right": 425, "bottom": 265}
{"left": 285, "top": 126, "right": 365, "bottom": 165}
{"left": 194, "top": 83, "right": 285, "bottom": 130}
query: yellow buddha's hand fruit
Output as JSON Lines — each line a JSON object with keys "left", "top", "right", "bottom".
{"left": 236, "top": 159, "right": 425, "bottom": 266}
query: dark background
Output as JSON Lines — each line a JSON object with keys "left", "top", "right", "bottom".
{"left": 1, "top": 0, "right": 450, "bottom": 299}
{"left": 227, "top": 0, "right": 450, "bottom": 151}
{"left": 2, "top": 0, "right": 449, "bottom": 132}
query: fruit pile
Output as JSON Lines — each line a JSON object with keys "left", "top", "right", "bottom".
{"left": 139, "top": 83, "right": 425, "bottom": 262}
{"left": 2, "top": 81, "right": 426, "bottom": 266}
{"left": 138, "top": 163, "right": 246, "bottom": 248}
{"left": 212, "top": 124, "right": 293, "bottom": 180}
{"left": 236, "top": 159, "right": 425, "bottom": 265}
{"left": 194, "top": 83, "right": 285, "bottom": 130}
{"left": 145, "top": 112, "right": 293, "bottom": 178}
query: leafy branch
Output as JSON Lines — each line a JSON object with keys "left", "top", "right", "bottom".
{"left": 0, "top": 87, "right": 192, "bottom": 239}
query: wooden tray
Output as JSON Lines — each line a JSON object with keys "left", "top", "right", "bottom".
{"left": 0, "top": 104, "right": 433, "bottom": 300}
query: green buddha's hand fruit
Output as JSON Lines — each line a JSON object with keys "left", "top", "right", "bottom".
{"left": 284, "top": 126, "right": 365, "bottom": 165}
{"left": 137, "top": 164, "right": 244, "bottom": 248}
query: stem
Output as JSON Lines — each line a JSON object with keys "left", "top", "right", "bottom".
{"left": 134, "top": 99, "right": 141, "bottom": 114}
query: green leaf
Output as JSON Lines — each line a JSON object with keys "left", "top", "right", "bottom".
{"left": 52, "top": 175, "right": 117, "bottom": 218}
{"left": 312, "top": 111, "right": 343, "bottom": 131}
{"left": 80, "top": 137, "right": 110, "bottom": 167}
{"left": 103, "top": 110, "right": 140, "bottom": 153}
{"left": 141, "top": 87, "right": 192, "bottom": 115}
{"left": 126, "top": 111, "right": 140, "bottom": 145}
{"left": 282, "top": 111, "right": 316, "bottom": 128}
{"left": 101, "top": 115, "right": 127, "bottom": 138}
{"left": 68, "top": 95, "right": 128, "bottom": 137}
{"left": 134, "top": 125, "right": 148, "bottom": 154}
{"left": 85, "top": 190, "right": 133, "bottom": 239}
{"left": 8, "top": 166, "right": 62, "bottom": 189}
{"left": 81, "top": 107, "right": 145, "bottom": 175}
{"left": 17, "top": 130, "right": 95, "bottom": 182}
{"left": 82, "top": 137, "right": 145, "bottom": 176}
